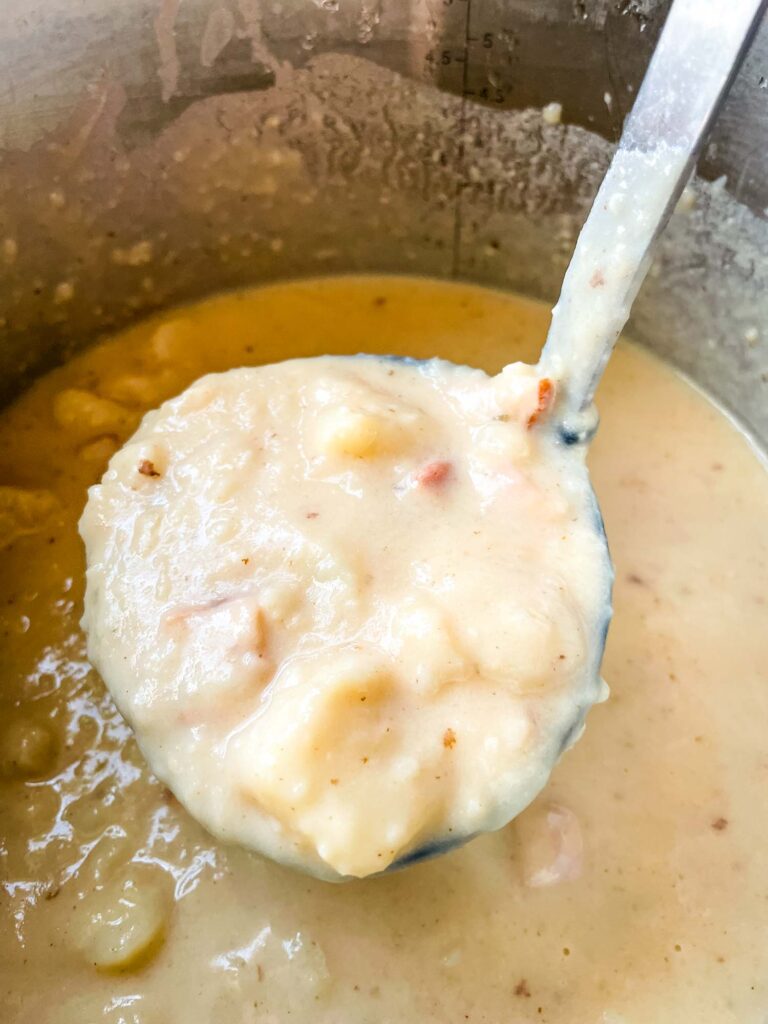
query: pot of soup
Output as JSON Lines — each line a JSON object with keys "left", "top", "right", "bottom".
{"left": 1, "top": 2, "right": 767, "bottom": 1022}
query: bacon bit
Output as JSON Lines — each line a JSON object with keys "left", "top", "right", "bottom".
{"left": 443, "top": 728, "right": 457, "bottom": 749}
{"left": 712, "top": 817, "right": 728, "bottom": 832}
{"left": 306, "top": 511, "right": 319, "bottom": 519}
{"left": 415, "top": 460, "right": 452, "bottom": 487}
{"left": 526, "top": 378, "right": 555, "bottom": 428}
{"left": 514, "top": 980, "right": 531, "bottom": 998}
{"left": 252, "top": 606, "right": 268, "bottom": 659}
{"left": 138, "top": 458, "right": 160, "bottom": 477}
{"left": 589, "top": 269, "right": 605, "bottom": 288}
{"left": 242, "top": 557, "right": 250, "bottom": 565}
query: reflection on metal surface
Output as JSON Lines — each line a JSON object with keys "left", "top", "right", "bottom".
{"left": 0, "top": 0, "right": 766, "bottom": 441}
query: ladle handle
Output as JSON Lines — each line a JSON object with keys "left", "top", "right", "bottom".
{"left": 540, "top": 0, "right": 767, "bottom": 438}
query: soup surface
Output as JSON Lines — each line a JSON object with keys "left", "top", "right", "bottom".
{"left": 1, "top": 276, "right": 767, "bottom": 1023}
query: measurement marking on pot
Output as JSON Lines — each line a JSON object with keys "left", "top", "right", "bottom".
{"left": 451, "top": 0, "right": 472, "bottom": 278}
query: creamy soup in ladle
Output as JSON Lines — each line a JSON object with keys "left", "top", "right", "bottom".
{"left": 1, "top": 276, "right": 767, "bottom": 1022}
{"left": 79, "top": 350, "right": 610, "bottom": 879}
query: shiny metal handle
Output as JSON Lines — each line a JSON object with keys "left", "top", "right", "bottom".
{"left": 541, "top": 0, "right": 768, "bottom": 434}
{"left": 625, "top": 0, "right": 767, "bottom": 154}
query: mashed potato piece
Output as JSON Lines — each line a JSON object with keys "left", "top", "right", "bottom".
{"left": 80, "top": 355, "right": 611, "bottom": 878}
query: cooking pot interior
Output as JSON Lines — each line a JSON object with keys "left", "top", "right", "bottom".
{"left": 0, "top": 0, "right": 766, "bottom": 441}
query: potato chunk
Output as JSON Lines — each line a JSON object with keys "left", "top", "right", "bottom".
{"left": 75, "top": 866, "right": 171, "bottom": 972}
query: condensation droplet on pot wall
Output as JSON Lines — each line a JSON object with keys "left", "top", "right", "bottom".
{"left": 675, "top": 186, "right": 697, "bottom": 214}
{"left": 111, "top": 241, "right": 154, "bottom": 267}
{"left": 744, "top": 325, "right": 759, "bottom": 346}
{"left": 2, "top": 238, "right": 18, "bottom": 265}
{"left": 53, "top": 281, "right": 75, "bottom": 304}
{"left": 542, "top": 102, "right": 563, "bottom": 126}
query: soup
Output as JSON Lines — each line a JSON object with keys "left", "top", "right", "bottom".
{"left": 1, "top": 276, "right": 767, "bottom": 1023}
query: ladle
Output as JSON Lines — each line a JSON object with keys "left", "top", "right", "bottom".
{"left": 540, "top": 0, "right": 767, "bottom": 443}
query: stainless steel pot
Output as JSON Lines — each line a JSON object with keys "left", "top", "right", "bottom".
{"left": 1, "top": 0, "right": 766, "bottom": 442}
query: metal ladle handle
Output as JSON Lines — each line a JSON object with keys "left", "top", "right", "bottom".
{"left": 540, "top": 0, "right": 767, "bottom": 438}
